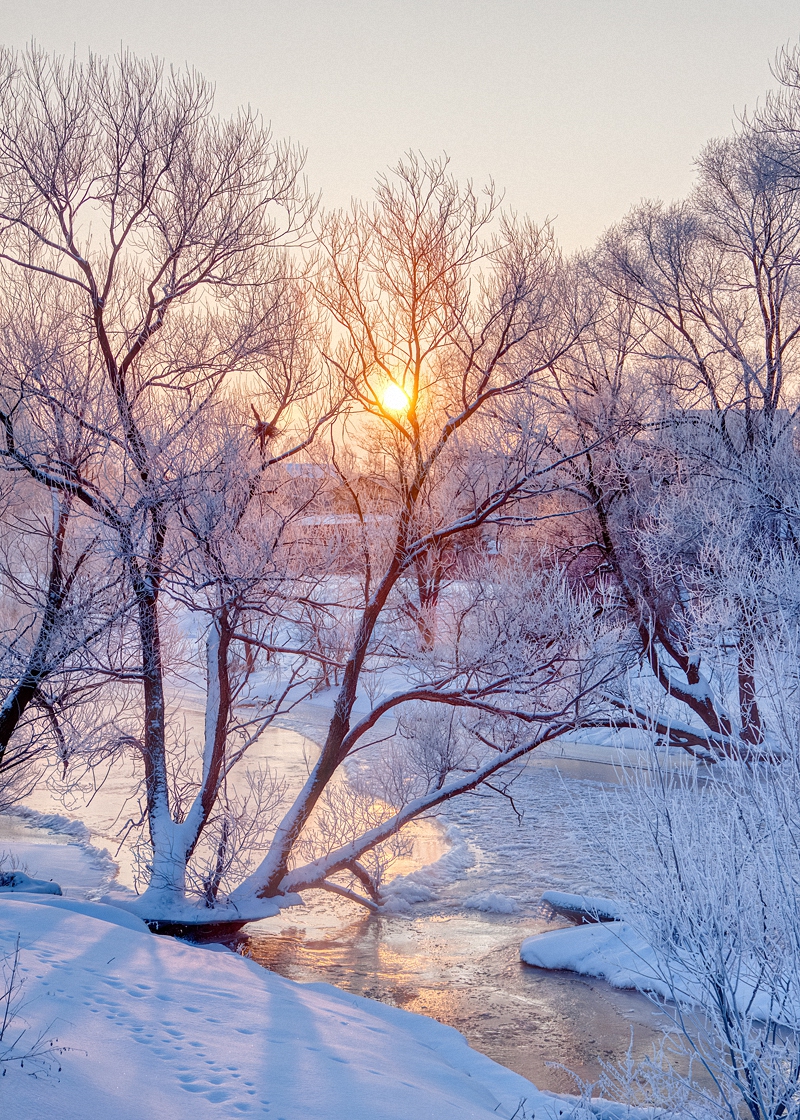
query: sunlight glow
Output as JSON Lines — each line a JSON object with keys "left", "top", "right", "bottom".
{"left": 380, "top": 382, "right": 410, "bottom": 412}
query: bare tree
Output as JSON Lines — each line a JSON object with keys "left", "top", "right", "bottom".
{"left": 0, "top": 275, "right": 130, "bottom": 800}
{"left": 92, "top": 152, "right": 619, "bottom": 921}
{"left": 0, "top": 46, "right": 324, "bottom": 914}
{"left": 536, "top": 88, "right": 800, "bottom": 762}
{"left": 0, "top": 52, "right": 618, "bottom": 924}
{"left": 220, "top": 155, "right": 618, "bottom": 916}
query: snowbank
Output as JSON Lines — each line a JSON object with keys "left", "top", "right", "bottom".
{"left": 1, "top": 896, "right": 578, "bottom": 1120}
{"left": 3, "top": 892, "right": 150, "bottom": 932}
{"left": 0, "top": 870, "right": 62, "bottom": 895}
{"left": 520, "top": 921, "right": 668, "bottom": 997}
{"left": 521, "top": 921, "right": 792, "bottom": 1026}
{"left": 102, "top": 890, "right": 299, "bottom": 929}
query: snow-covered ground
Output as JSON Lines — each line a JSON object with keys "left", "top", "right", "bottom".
{"left": 0, "top": 769, "right": 672, "bottom": 1118}
{"left": 1, "top": 702, "right": 697, "bottom": 1115}
{"left": 1, "top": 894, "right": 605, "bottom": 1120}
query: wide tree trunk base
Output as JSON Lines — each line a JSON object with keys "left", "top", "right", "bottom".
{"left": 145, "top": 916, "right": 252, "bottom": 939}
{"left": 102, "top": 890, "right": 303, "bottom": 935}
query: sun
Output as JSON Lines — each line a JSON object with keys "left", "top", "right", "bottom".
{"left": 380, "top": 382, "right": 410, "bottom": 413}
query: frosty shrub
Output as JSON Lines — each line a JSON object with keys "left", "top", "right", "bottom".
{"left": 588, "top": 752, "right": 800, "bottom": 1120}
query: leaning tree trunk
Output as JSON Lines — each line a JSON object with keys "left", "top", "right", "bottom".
{"left": 0, "top": 495, "right": 72, "bottom": 772}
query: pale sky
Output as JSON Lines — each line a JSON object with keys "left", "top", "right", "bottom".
{"left": 2, "top": 2, "right": 799, "bottom": 250}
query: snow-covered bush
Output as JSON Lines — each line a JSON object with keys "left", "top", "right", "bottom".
{"left": 586, "top": 753, "right": 800, "bottom": 1120}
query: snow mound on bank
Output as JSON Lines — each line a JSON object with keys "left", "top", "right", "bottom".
{"left": 541, "top": 891, "right": 621, "bottom": 923}
{"left": 520, "top": 921, "right": 666, "bottom": 996}
{"left": 521, "top": 921, "right": 794, "bottom": 1027}
{"left": 0, "top": 870, "right": 62, "bottom": 895}
{"left": 3, "top": 892, "right": 150, "bottom": 932}
{"left": 1, "top": 896, "right": 576, "bottom": 1120}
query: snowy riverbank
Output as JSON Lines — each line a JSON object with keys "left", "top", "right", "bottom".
{"left": 1, "top": 894, "right": 611, "bottom": 1120}
{"left": 520, "top": 916, "right": 795, "bottom": 1027}
{"left": 1, "top": 739, "right": 683, "bottom": 1098}
{"left": 0, "top": 811, "right": 666, "bottom": 1119}
{"left": 0, "top": 807, "right": 121, "bottom": 899}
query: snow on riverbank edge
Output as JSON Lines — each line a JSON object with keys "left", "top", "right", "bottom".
{"left": 521, "top": 920, "right": 667, "bottom": 997}
{"left": 1, "top": 895, "right": 622, "bottom": 1120}
{"left": 2, "top": 806, "right": 121, "bottom": 898}
{"left": 520, "top": 916, "right": 788, "bottom": 1030}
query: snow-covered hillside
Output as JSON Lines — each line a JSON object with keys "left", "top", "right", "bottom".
{"left": 1, "top": 895, "right": 575, "bottom": 1120}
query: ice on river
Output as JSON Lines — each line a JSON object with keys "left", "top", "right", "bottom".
{"left": 383, "top": 759, "right": 618, "bottom": 918}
